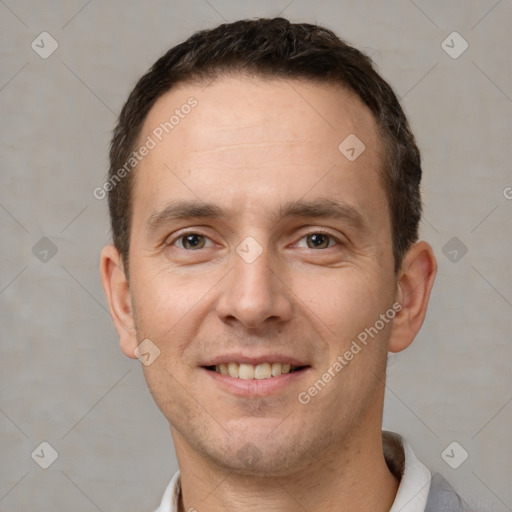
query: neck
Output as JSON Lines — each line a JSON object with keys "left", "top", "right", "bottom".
{"left": 173, "top": 427, "right": 399, "bottom": 512}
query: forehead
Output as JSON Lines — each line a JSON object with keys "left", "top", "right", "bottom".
{"left": 140, "top": 74, "right": 381, "bottom": 156}
{"left": 133, "top": 75, "right": 387, "bottom": 226}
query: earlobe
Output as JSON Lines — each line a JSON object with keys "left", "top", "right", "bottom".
{"left": 388, "top": 241, "right": 437, "bottom": 353}
{"left": 100, "top": 245, "right": 139, "bottom": 359}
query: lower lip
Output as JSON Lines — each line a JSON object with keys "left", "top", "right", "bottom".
{"left": 202, "top": 367, "right": 310, "bottom": 397}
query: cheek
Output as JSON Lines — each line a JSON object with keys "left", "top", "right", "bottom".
{"left": 130, "top": 265, "right": 222, "bottom": 361}
{"left": 130, "top": 274, "right": 183, "bottom": 348}
{"left": 296, "top": 267, "right": 389, "bottom": 335}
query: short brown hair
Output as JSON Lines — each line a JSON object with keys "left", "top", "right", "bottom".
{"left": 108, "top": 17, "right": 422, "bottom": 275}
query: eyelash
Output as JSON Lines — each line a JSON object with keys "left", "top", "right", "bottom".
{"left": 167, "top": 229, "right": 343, "bottom": 250}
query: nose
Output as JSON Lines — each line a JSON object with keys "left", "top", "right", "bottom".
{"left": 215, "top": 242, "right": 294, "bottom": 330}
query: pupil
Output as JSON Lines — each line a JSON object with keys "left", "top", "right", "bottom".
{"left": 185, "top": 234, "right": 202, "bottom": 248}
{"left": 310, "top": 234, "right": 327, "bottom": 248}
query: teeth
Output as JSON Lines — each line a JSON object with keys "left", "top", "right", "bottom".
{"left": 271, "top": 362, "right": 282, "bottom": 377}
{"left": 214, "top": 362, "right": 300, "bottom": 379}
{"left": 228, "top": 362, "right": 238, "bottom": 378}
{"left": 254, "top": 363, "right": 271, "bottom": 379}
{"left": 239, "top": 363, "right": 254, "bottom": 380}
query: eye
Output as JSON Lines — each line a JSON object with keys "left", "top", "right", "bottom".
{"left": 296, "top": 231, "right": 341, "bottom": 250}
{"left": 170, "top": 232, "right": 213, "bottom": 250}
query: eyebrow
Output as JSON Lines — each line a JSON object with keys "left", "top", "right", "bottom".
{"left": 146, "top": 198, "right": 365, "bottom": 233}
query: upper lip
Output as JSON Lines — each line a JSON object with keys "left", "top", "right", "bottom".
{"left": 201, "top": 354, "right": 309, "bottom": 367}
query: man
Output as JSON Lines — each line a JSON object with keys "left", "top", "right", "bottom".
{"left": 100, "top": 17, "right": 466, "bottom": 512}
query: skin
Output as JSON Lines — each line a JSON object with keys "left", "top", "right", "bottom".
{"left": 101, "top": 75, "right": 437, "bottom": 512}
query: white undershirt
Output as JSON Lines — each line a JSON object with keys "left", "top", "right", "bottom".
{"left": 154, "top": 432, "right": 431, "bottom": 512}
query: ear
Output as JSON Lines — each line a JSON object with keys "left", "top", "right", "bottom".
{"left": 100, "top": 245, "right": 138, "bottom": 359}
{"left": 388, "top": 241, "right": 437, "bottom": 353}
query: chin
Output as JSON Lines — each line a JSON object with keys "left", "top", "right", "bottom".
{"left": 198, "top": 427, "right": 319, "bottom": 478}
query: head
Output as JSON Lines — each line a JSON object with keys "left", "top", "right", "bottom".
{"left": 107, "top": 17, "right": 422, "bottom": 278}
{"left": 101, "top": 18, "right": 436, "bottom": 476}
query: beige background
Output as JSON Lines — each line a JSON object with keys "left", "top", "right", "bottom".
{"left": 1, "top": 0, "right": 511, "bottom": 510}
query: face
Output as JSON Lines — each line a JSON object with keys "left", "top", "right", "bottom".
{"left": 115, "top": 76, "right": 402, "bottom": 475}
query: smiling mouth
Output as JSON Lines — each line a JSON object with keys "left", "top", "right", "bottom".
{"left": 203, "top": 362, "right": 309, "bottom": 380}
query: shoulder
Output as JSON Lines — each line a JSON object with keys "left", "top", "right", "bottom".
{"left": 425, "top": 473, "right": 467, "bottom": 512}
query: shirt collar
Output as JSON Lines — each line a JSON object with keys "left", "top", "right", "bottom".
{"left": 384, "top": 431, "right": 432, "bottom": 512}
{"left": 155, "top": 431, "right": 431, "bottom": 512}
{"left": 155, "top": 469, "right": 181, "bottom": 512}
